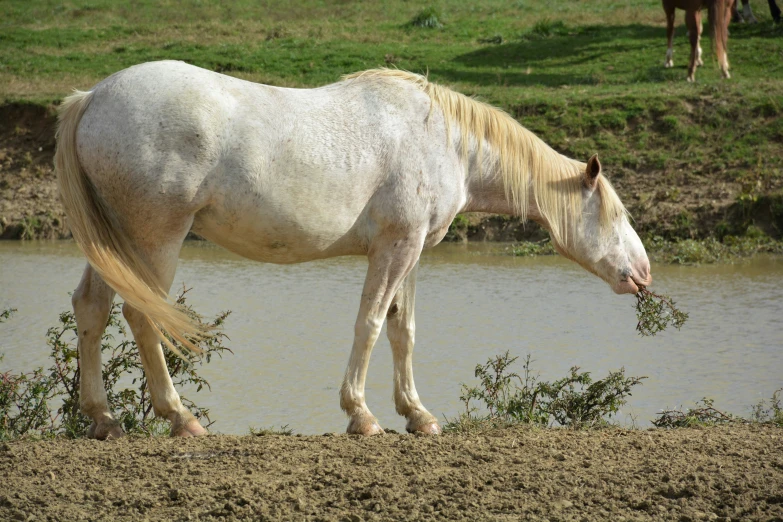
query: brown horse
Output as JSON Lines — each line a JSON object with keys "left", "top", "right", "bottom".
{"left": 662, "top": 0, "right": 733, "bottom": 81}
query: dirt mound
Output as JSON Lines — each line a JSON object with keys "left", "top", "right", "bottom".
{"left": 1, "top": 425, "right": 781, "bottom": 521}
{"left": 0, "top": 103, "right": 66, "bottom": 239}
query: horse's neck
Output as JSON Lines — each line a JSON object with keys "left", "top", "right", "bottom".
{"left": 460, "top": 144, "right": 539, "bottom": 219}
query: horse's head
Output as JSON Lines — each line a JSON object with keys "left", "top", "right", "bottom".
{"left": 551, "top": 155, "right": 651, "bottom": 295}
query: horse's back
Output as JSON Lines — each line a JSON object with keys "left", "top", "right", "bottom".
{"left": 74, "top": 61, "right": 460, "bottom": 262}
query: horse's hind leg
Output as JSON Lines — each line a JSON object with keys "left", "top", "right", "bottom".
{"left": 121, "top": 231, "right": 206, "bottom": 437}
{"left": 664, "top": 2, "right": 676, "bottom": 67}
{"left": 686, "top": 9, "right": 700, "bottom": 81}
{"left": 340, "top": 234, "right": 424, "bottom": 435}
{"left": 72, "top": 264, "right": 121, "bottom": 439}
{"left": 742, "top": 0, "right": 759, "bottom": 22}
{"left": 386, "top": 263, "right": 441, "bottom": 434}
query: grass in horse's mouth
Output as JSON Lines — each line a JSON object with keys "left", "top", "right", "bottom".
{"left": 635, "top": 285, "right": 689, "bottom": 337}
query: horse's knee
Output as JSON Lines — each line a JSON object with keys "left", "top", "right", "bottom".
{"left": 121, "top": 302, "right": 145, "bottom": 327}
{"left": 72, "top": 280, "right": 112, "bottom": 340}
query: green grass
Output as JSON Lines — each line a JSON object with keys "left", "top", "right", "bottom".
{"left": 3, "top": 0, "right": 783, "bottom": 239}
{"left": 3, "top": 0, "right": 782, "bottom": 101}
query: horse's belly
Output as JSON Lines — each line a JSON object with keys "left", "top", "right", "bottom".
{"left": 192, "top": 198, "right": 365, "bottom": 264}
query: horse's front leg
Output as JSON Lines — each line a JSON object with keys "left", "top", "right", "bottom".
{"left": 386, "top": 263, "right": 441, "bottom": 434}
{"left": 340, "top": 235, "right": 423, "bottom": 435}
{"left": 685, "top": 9, "right": 700, "bottom": 81}
{"left": 664, "top": 4, "right": 676, "bottom": 68}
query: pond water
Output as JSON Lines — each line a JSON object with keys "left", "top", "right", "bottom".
{"left": 1, "top": 241, "right": 781, "bottom": 434}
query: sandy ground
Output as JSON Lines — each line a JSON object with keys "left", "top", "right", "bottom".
{"left": 1, "top": 424, "right": 781, "bottom": 521}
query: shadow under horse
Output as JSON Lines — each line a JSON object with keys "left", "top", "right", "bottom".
{"left": 662, "top": 0, "right": 733, "bottom": 81}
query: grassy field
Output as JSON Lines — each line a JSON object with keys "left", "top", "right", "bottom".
{"left": 1, "top": 0, "right": 783, "bottom": 240}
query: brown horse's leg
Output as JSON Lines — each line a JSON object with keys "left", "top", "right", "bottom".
{"left": 685, "top": 8, "right": 700, "bottom": 81}
{"left": 695, "top": 9, "right": 704, "bottom": 66}
{"left": 664, "top": 1, "right": 676, "bottom": 67}
{"left": 771, "top": 0, "right": 782, "bottom": 23}
{"left": 722, "top": 0, "right": 732, "bottom": 77}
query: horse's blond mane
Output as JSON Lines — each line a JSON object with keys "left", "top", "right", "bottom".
{"left": 343, "top": 68, "right": 627, "bottom": 247}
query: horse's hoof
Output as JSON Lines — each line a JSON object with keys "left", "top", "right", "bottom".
{"left": 664, "top": 61, "right": 673, "bottom": 68}
{"left": 87, "top": 420, "right": 124, "bottom": 440}
{"left": 407, "top": 422, "right": 442, "bottom": 435}
{"left": 347, "top": 417, "right": 384, "bottom": 436}
{"left": 172, "top": 419, "right": 208, "bottom": 437}
{"left": 722, "top": 71, "right": 731, "bottom": 79}
{"left": 687, "top": 75, "right": 695, "bottom": 83}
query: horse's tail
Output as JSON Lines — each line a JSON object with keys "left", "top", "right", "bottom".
{"left": 709, "top": 0, "right": 730, "bottom": 78}
{"left": 54, "top": 90, "right": 207, "bottom": 357}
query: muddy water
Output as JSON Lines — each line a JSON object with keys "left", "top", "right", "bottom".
{"left": 1, "top": 241, "right": 782, "bottom": 434}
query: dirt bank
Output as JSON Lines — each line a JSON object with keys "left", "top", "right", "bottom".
{"left": 1, "top": 102, "right": 782, "bottom": 242}
{"left": 1, "top": 425, "right": 781, "bottom": 521}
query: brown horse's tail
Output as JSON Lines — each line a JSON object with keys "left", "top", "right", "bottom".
{"left": 54, "top": 90, "right": 208, "bottom": 357}
{"left": 709, "top": 0, "right": 730, "bottom": 78}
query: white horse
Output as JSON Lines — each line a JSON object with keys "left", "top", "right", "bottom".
{"left": 55, "top": 61, "right": 652, "bottom": 438}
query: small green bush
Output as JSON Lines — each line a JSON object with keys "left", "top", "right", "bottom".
{"left": 646, "top": 236, "right": 783, "bottom": 265}
{"left": 750, "top": 388, "right": 783, "bottom": 427}
{"left": 652, "top": 398, "right": 737, "bottom": 428}
{"left": 250, "top": 424, "right": 294, "bottom": 436}
{"left": 408, "top": 7, "right": 443, "bottom": 29}
{"left": 524, "top": 19, "right": 568, "bottom": 40}
{"left": 0, "top": 289, "right": 231, "bottom": 441}
{"left": 506, "top": 240, "right": 556, "bottom": 256}
{"left": 445, "top": 352, "right": 646, "bottom": 432}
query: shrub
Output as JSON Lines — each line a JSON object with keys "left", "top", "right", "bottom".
{"left": 506, "top": 240, "right": 556, "bottom": 256}
{"left": 445, "top": 352, "right": 646, "bottom": 432}
{"left": 750, "top": 388, "right": 783, "bottom": 427}
{"left": 652, "top": 398, "right": 737, "bottom": 428}
{"left": 408, "top": 7, "right": 443, "bottom": 29}
{"left": 524, "top": 19, "right": 568, "bottom": 40}
{"left": 0, "top": 289, "right": 231, "bottom": 440}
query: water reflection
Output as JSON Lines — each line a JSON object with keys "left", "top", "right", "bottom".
{"left": 1, "top": 241, "right": 781, "bottom": 434}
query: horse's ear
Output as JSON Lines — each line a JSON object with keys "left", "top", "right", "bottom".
{"left": 585, "top": 154, "right": 601, "bottom": 190}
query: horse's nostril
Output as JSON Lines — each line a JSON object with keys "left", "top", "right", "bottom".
{"left": 620, "top": 267, "right": 632, "bottom": 278}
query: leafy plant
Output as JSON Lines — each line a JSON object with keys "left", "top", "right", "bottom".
{"left": 408, "top": 6, "right": 443, "bottom": 28}
{"left": 635, "top": 287, "right": 689, "bottom": 337}
{"left": 1, "top": 360, "right": 59, "bottom": 440}
{"left": 524, "top": 18, "right": 568, "bottom": 40}
{"left": 250, "top": 424, "right": 294, "bottom": 436}
{"left": 445, "top": 352, "right": 646, "bottom": 432}
{"left": 652, "top": 398, "right": 738, "bottom": 428}
{"left": 536, "top": 366, "right": 646, "bottom": 428}
{"left": 750, "top": 388, "right": 783, "bottom": 427}
{"left": 0, "top": 288, "right": 231, "bottom": 440}
{"left": 506, "top": 240, "right": 556, "bottom": 256}
{"left": 646, "top": 236, "right": 783, "bottom": 265}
